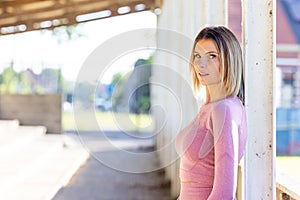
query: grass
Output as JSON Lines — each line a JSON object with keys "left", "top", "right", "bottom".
{"left": 62, "top": 111, "right": 154, "bottom": 132}
{"left": 276, "top": 156, "right": 300, "bottom": 182}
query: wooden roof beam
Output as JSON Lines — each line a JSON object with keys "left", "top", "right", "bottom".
{"left": 0, "top": 0, "right": 159, "bottom": 35}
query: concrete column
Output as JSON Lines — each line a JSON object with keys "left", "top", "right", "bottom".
{"left": 154, "top": 0, "right": 208, "bottom": 198}
{"left": 194, "top": 0, "right": 207, "bottom": 31}
{"left": 152, "top": 0, "right": 169, "bottom": 177}
{"left": 155, "top": 1, "right": 173, "bottom": 179}
{"left": 242, "top": 0, "right": 276, "bottom": 199}
{"left": 206, "top": 0, "right": 228, "bottom": 26}
{"left": 168, "top": 0, "right": 181, "bottom": 197}
{"left": 155, "top": 1, "right": 186, "bottom": 195}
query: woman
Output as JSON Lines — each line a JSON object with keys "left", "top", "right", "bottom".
{"left": 175, "top": 26, "right": 247, "bottom": 199}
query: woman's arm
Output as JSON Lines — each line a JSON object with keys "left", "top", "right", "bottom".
{"left": 207, "top": 104, "right": 239, "bottom": 200}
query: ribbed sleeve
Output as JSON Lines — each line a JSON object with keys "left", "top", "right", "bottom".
{"left": 207, "top": 103, "right": 239, "bottom": 200}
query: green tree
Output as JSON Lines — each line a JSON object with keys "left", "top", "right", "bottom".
{"left": 0, "top": 64, "right": 18, "bottom": 93}
{"left": 18, "top": 69, "right": 35, "bottom": 93}
{"left": 0, "top": 66, "right": 66, "bottom": 94}
{"left": 110, "top": 57, "right": 152, "bottom": 114}
{"left": 129, "top": 58, "right": 151, "bottom": 114}
{"left": 111, "top": 72, "right": 130, "bottom": 112}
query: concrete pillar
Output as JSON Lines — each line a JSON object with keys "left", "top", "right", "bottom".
{"left": 242, "top": 0, "right": 276, "bottom": 199}
{"left": 167, "top": 0, "right": 180, "bottom": 196}
{"left": 153, "top": 0, "right": 207, "bottom": 198}
{"left": 157, "top": 0, "right": 172, "bottom": 181}
{"left": 206, "top": 0, "right": 228, "bottom": 26}
{"left": 184, "top": 0, "right": 206, "bottom": 38}
{"left": 154, "top": 1, "right": 185, "bottom": 196}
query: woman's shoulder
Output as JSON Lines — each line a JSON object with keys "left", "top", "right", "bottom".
{"left": 209, "top": 96, "right": 242, "bottom": 108}
{"left": 209, "top": 96, "right": 244, "bottom": 119}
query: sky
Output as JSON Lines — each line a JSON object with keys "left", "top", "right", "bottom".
{"left": 0, "top": 11, "right": 157, "bottom": 83}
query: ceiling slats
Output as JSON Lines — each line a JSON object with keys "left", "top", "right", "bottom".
{"left": 0, "top": 0, "right": 162, "bottom": 35}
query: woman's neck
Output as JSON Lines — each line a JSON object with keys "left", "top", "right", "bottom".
{"left": 206, "top": 83, "right": 227, "bottom": 103}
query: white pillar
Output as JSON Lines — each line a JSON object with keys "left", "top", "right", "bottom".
{"left": 242, "top": 0, "right": 276, "bottom": 199}
{"left": 192, "top": 0, "right": 207, "bottom": 36}
{"left": 154, "top": 0, "right": 208, "bottom": 198}
{"left": 168, "top": 0, "right": 181, "bottom": 197}
{"left": 206, "top": 0, "right": 228, "bottom": 26}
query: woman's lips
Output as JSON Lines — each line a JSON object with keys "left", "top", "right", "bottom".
{"left": 198, "top": 72, "right": 209, "bottom": 77}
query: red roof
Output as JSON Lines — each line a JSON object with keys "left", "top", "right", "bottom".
{"left": 276, "top": 0, "right": 297, "bottom": 44}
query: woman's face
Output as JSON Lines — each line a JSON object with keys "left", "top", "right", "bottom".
{"left": 193, "top": 39, "right": 221, "bottom": 86}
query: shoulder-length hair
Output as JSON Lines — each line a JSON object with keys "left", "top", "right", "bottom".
{"left": 190, "top": 26, "right": 245, "bottom": 105}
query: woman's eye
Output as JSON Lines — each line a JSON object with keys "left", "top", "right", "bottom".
{"left": 209, "top": 54, "right": 217, "bottom": 59}
{"left": 194, "top": 54, "right": 201, "bottom": 59}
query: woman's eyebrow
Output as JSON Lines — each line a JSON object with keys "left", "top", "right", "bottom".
{"left": 193, "top": 50, "right": 218, "bottom": 54}
{"left": 205, "top": 51, "right": 218, "bottom": 54}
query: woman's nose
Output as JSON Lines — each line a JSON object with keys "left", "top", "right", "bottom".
{"left": 196, "top": 57, "right": 208, "bottom": 68}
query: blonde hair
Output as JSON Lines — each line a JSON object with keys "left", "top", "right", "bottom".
{"left": 190, "top": 26, "right": 245, "bottom": 104}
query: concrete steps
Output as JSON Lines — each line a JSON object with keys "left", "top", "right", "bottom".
{"left": 0, "top": 120, "right": 90, "bottom": 200}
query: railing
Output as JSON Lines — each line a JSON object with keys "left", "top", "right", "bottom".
{"left": 276, "top": 171, "right": 300, "bottom": 200}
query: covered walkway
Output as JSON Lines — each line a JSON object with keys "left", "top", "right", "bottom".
{"left": 0, "top": 120, "right": 89, "bottom": 199}
{"left": 0, "top": 0, "right": 299, "bottom": 199}
{"left": 53, "top": 131, "right": 171, "bottom": 200}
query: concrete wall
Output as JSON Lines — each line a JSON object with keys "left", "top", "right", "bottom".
{"left": 0, "top": 94, "right": 62, "bottom": 133}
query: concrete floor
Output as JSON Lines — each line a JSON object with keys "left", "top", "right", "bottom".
{"left": 53, "top": 131, "right": 173, "bottom": 200}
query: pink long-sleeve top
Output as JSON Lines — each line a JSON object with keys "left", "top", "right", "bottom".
{"left": 175, "top": 96, "right": 247, "bottom": 200}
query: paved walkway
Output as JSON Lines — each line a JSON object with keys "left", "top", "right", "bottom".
{"left": 53, "top": 131, "right": 173, "bottom": 200}
{"left": 0, "top": 121, "right": 89, "bottom": 200}
{"left": 0, "top": 119, "right": 172, "bottom": 200}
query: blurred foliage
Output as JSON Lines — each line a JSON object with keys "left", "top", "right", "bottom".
{"left": 0, "top": 64, "right": 66, "bottom": 94}
{"left": 111, "top": 72, "right": 130, "bottom": 111}
{"left": 50, "top": 24, "right": 85, "bottom": 44}
{"left": 0, "top": 63, "right": 18, "bottom": 93}
{"left": 0, "top": 24, "right": 83, "bottom": 94}
{"left": 73, "top": 81, "right": 95, "bottom": 108}
{"left": 111, "top": 57, "right": 152, "bottom": 114}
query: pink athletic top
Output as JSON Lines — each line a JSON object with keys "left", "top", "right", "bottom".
{"left": 175, "top": 96, "right": 247, "bottom": 200}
